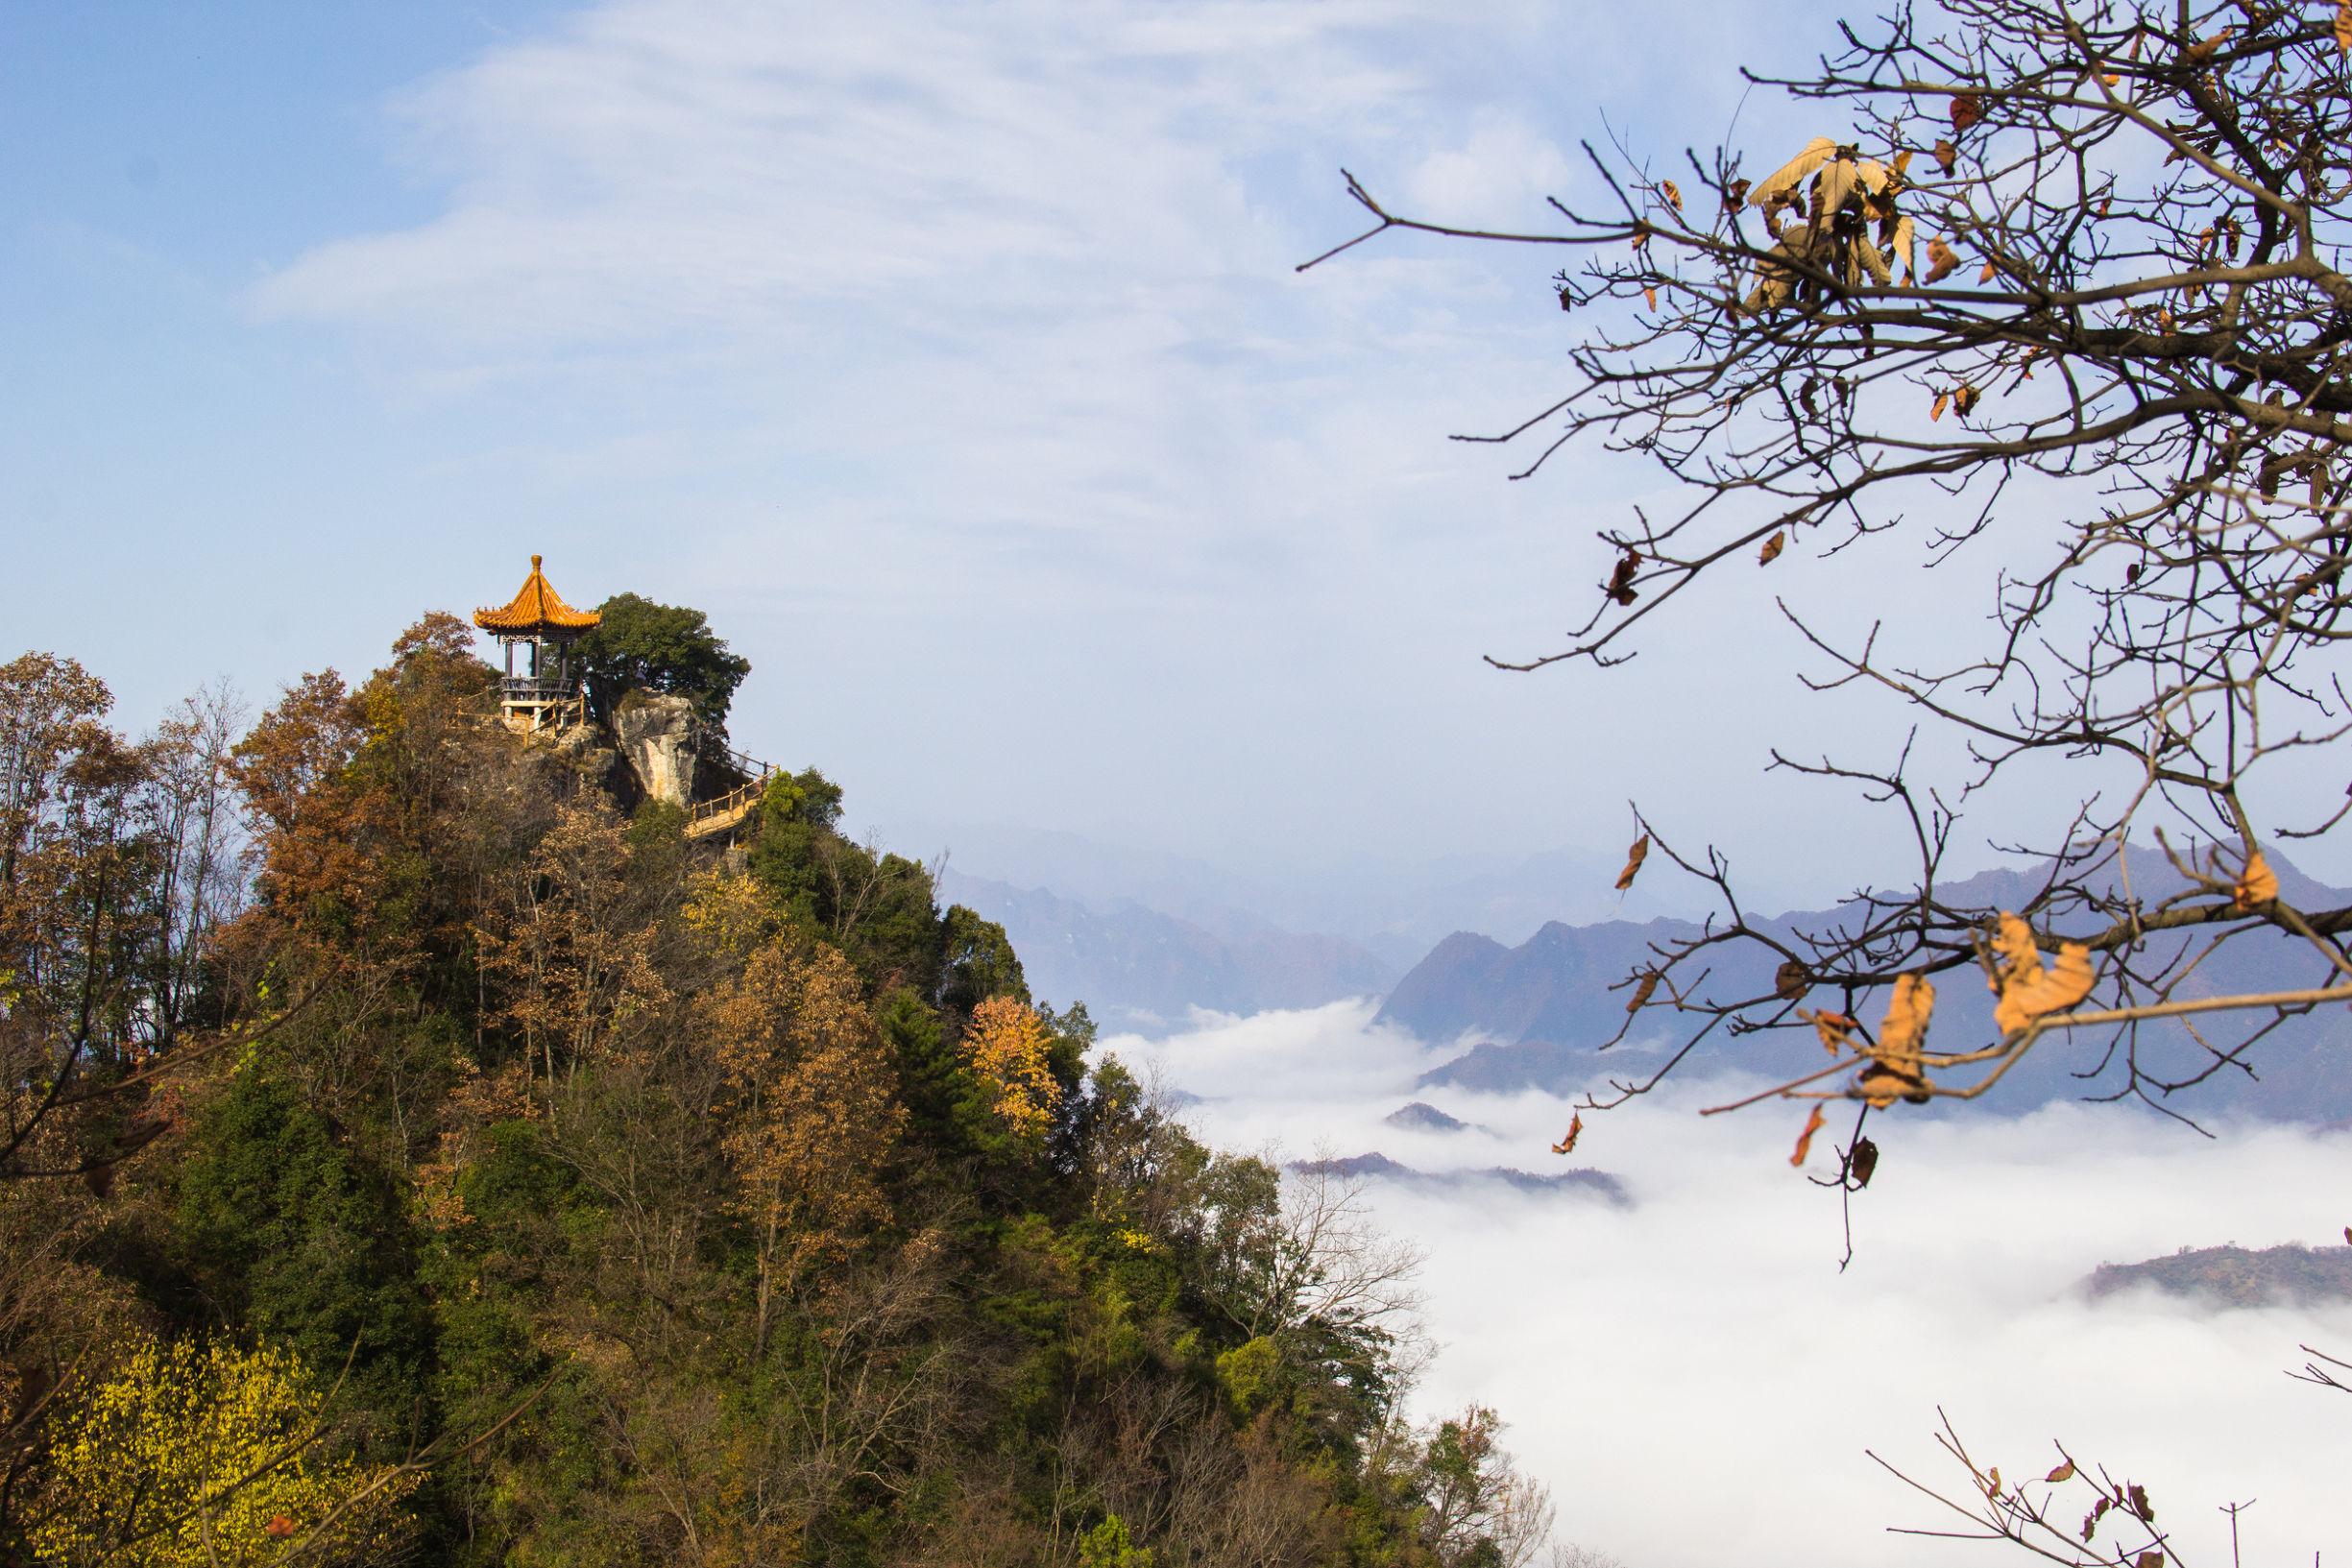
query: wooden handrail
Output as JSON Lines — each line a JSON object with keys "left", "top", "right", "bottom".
{"left": 683, "top": 761, "right": 778, "bottom": 838}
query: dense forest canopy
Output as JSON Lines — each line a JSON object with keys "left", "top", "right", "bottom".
{"left": 0, "top": 616, "right": 1558, "bottom": 1567}
{"left": 573, "top": 594, "right": 753, "bottom": 729}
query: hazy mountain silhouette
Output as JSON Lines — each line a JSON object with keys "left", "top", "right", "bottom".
{"left": 2086, "top": 1242, "right": 2352, "bottom": 1308}
{"left": 938, "top": 869, "right": 1396, "bottom": 1029}
{"left": 1289, "top": 1151, "right": 1630, "bottom": 1206}
{"left": 1382, "top": 844, "right": 2352, "bottom": 1120}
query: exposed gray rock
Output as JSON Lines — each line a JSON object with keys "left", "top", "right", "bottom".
{"left": 611, "top": 691, "right": 706, "bottom": 808}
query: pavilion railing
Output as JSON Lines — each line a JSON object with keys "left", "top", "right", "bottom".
{"left": 500, "top": 675, "right": 579, "bottom": 703}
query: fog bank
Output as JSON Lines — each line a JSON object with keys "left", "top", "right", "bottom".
{"left": 1104, "top": 1001, "right": 2352, "bottom": 1567}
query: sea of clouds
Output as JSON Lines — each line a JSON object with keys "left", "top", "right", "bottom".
{"left": 1101, "top": 1001, "right": 2352, "bottom": 1568}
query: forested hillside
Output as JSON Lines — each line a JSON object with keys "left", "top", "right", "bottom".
{"left": 0, "top": 620, "right": 1552, "bottom": 1567}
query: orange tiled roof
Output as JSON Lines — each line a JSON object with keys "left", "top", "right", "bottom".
{"left": 473, "top": 555, "right": 601, "bottom": 635}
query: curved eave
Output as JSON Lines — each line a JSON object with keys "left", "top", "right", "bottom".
{"left": 474, "top": 555, "right": 600, "bottom": 636}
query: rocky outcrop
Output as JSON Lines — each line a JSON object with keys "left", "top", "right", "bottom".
{"left": 611, "top": 691, "right": 707, "bottom": 808}
{"left": 546, "top": 720, "right": 633, "bottom": 807}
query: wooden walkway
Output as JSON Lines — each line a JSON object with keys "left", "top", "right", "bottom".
{"left": 684, "top": 745, "right": 777, "bottom": 842}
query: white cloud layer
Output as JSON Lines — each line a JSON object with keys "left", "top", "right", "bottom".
{"left": 1107, "top": 1002, "right": 2352, "bottom": 1567}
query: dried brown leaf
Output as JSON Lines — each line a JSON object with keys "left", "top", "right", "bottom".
{"left": 2047, "top": 1459, "right": 2076, "bottom": 1484}
{"left": 1924, "top": 236, "right": 1959, "bottom": 283}
{"left": 1806, "top": 1009, "right": 1856, "bottom": 1054}
{"left": 1950, "top": 92, "right": 1983, "bottom": 133}
{"left": 1814, "top": 158, "right": 1858, "bottom": 224}
{"left": 1551, "top": 1112, "right": 1583, "bottom": 1155}
{"left": 1643, "top": 284, "right": 1659, "bottom": 311}
{"left": 1789, "top": 1103, "right": 1827, "bottom": 1167}
{"left": 1723, "top": 177, "right": 1751, "bottom": 210}
{"left": 1931, "top": 390, "right": 1951, "bottom": 422}
{"left": 2338, "top": 0, "right": 2351, "bottom": 54}
{"left": 1759, "top": 529, "right": 1786, "bottom": 566}
{"left": 1992, "top": 913, "right": 2097, "bottom": 1035}
{"left": 1879, "top": 974, "right": 1934, "bottom": 1060}
{"left": 1775, "top": 958, "right": 1811, "bottom": 998}
{"left": 1891, "top": 148, "right": 1914, "bottom": 181}
{"left": 2234, "top": 849, "right": 2279, "bottom": 910}
{"left": 1849, "top": 1136, "right": 1879, "bottom": 1187}
{"left": 1977, "top": 259, "right": 1997, "bottom": 283}
{"left": 1604, "top": 550, "right": 1640, "bottom": 606}
{"left": 1626, "top": 971, "right": 1661, "bottom": 1015}
{"left": 2184, "top": 26, "right": 2232, "bottom": 63}
{"left": 1933, "top": 138, "right": 1957, "bottom": 176}
{"left": 1860, "top": 974, "right": 1935, "bottom": 1105}
{"left": 1661, "top": 179, "right": 1683, "bottom": 212}
{"left": 1989, "top": 912, "right": 2041, "bottom": 989}
{"left": 1615, "top": 833, "right": 1650, "bottom": 891}
{"left": 1855, "top": 231, "right": 1893, "bottom": 285}
{"left": 1750, "top": 136, "right": 1839, "bottom": 209}
{"left": 1953, "top": 383, "right": 1980, "bottom": 417}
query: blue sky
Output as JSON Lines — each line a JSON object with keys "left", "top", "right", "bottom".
{"left": 13, "top": 1, "right": 2337, "bottom": 900}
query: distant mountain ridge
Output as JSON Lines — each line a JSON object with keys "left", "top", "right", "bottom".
{"left": 898, "top": 818, "right": 1713, "bottom": 970}
{"left": 1379, "top": 845, "right": 2352, "bottom": 1120}
{"left": 938, "top": 869, "right": 1396, "bottom": 1030}
{"left": 2086, "top": 1242, "right": 2352, "bottom": 1307}
{"left": 1289, "top": 1151, "right": 1630, "bottom": 1206}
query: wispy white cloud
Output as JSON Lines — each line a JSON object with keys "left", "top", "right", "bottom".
{"left": 1110, "top": 1004, "right": 2352, "bottom": 1568}
{"left": 253, "top": 1, "right": 1469, "bottom": 353}
{"left": 222, "top": 0, "right": 2301, "bottom": 896}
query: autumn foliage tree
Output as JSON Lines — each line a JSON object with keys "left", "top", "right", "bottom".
{"left": 29, "top": 1336, "right": 416, "bottom": 1568}
{"left": 703, "top": 940, "right": 904, "bottom": 1353}
{"left": 3, "top": 613, "right": 1561, "bottom": 1566}
{"left": 960, "top": 995, "right": 1066, "bottom": 1146}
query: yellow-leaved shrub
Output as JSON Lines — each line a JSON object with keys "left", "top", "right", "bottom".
{"left": 962, "top": 996, "right": 1063, "bottom": 1142}
{"left": 31, "top": 1336, "right": 414, "bottom": 1568}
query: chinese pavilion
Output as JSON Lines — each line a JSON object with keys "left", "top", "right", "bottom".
{"left": 473, "top": 555, "right": 600, "bottom": 734}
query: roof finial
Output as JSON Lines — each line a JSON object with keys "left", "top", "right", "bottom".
{"left": 531, "top": 553, "right": 543, "bottom": 573}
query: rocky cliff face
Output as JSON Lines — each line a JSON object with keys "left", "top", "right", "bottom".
{"left": 610, "top": 691, "right": 706, "bottom": 808}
